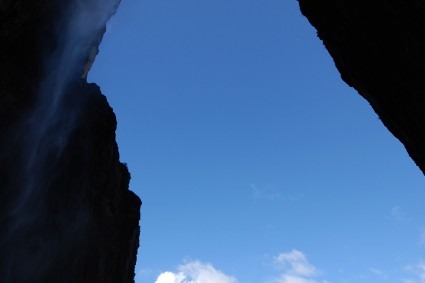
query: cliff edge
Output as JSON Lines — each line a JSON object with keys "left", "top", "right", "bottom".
{"left": 0, "top": 1, "right": 141, "bottom": 282}
{"left": 298, "top": 0, "right": 425, "bottom": 174}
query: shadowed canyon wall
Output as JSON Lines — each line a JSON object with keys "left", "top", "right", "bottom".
{"left": 3, "top": 0, "right": 424, "bottom": 281}
{"left": 297, "top": 0, "right": 425, "bottom": 175}
{"left": 0, "top": 1, "right": 141, "bottom": 282}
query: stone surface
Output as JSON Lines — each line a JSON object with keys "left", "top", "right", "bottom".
{"left": 0, "top": 1, "right": 141, "bottom": 282}
{"left": 297, "top": 0, "right": 425, "bottom": 174}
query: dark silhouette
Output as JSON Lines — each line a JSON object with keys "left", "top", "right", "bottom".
{"left": 0, "top": 1, "right": 141, "bottom": 282}
{"left": 298, "top": 0, "right": 425, "bottom": 174}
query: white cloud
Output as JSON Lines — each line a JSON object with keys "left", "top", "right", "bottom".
{"left": 155, "top": 260, "right": 237, "bottom": 283}
{"left": 274, "top": 250, "right": 319, "bottom": 277}
{"left": 155, "top": 271, "right": 185, "bottom": 283}
{"left": 270, "top": 250, "right": 328, "bottom": 283}
{"left": 154, "top": 251, "right": 327, "bottom": 283}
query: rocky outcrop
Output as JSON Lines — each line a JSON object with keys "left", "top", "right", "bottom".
{"left": 297, "top": 0, "right": 425, "bottom": 174}
{"left": 0, "top": 1, "right": 141, "bottom": 282}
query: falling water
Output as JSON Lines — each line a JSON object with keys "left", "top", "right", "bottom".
{"left": 13, "top": 0, "right": 120, "bottom": 215}
{"left": 0, "top": 0, "right": 121, "bottom": 281}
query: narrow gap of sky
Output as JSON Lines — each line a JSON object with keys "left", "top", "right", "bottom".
{"left": 89, "top": 1, "right": 425, "bottom": 282}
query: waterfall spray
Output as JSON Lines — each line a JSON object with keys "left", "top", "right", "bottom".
{"left": 0, "top": 0, "right": 121, "bottom": 281}
{"left": 12, "top": 0, "right": 120, "bottom": 215}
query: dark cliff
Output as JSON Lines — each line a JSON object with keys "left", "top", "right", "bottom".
{"left": 297, "top": 0, "right": 425, "bottom": 174}
{"left": 0, "top": 1, "right": 141, "bottom": 282}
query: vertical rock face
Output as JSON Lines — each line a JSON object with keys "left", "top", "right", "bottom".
{"left": 0, "top": 1, "right": 141, "bottom": 282}
{"left": 297, "top": 0, "right": 425, "bottom": 174}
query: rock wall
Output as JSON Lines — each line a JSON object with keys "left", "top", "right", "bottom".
{"left": 0, "top": 1, "right": 141, "bottom": 282}
{"left": 297, "top": 0, "right": 425, "bottom": 174}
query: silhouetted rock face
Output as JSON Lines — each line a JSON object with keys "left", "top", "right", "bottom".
{"left": 298, "top": 0, "right": 425, "bottom": 174}
{"left": 0, "top": 1, "right": 141, "bottom": 282}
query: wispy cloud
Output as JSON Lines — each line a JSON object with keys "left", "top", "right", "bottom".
{"left": 419, "top": 231, "right": 425, "bottom": 246}
{"left": 251, "top": 184, "right": 262, "bottom": 199}
{"left": 154, "top": 260, "right": 237, "bottom": 283}
{"left": 391, "top": 205, "right": 404, "bottom": 221}
{"left": 369, "top": 268, "right": 387, "bottom": 279}
{"left": 135, "top": 267, "right": 153, "bottom": 280}
{"left": 250, "top": 183, "right": 306, "bottom": 202}
{"left": 250, "top": 184, "right": 281, "bottom": 200}
{"left": 269, "top": 250, "right": 329, "bottom": 283}
{"left": 404, "top": 262, "right": 425, "bottom": 283}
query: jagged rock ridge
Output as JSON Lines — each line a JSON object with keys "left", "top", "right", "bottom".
{"left": 0, "top": 1, "right": 141, "bottom": 282}
{"left": 297, "top": 0, "right": 425, "bottom": 174}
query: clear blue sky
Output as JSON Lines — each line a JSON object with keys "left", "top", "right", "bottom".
{"left": 89, "top": 1, "right": 425, "bottom": 282}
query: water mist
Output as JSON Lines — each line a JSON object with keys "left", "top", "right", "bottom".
{"left": 0, "top": 0, "right": 121, "bottom": 281}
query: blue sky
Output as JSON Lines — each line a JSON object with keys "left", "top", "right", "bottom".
{"left": 89, "top": 1, "right": 425, "bottom": 282}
